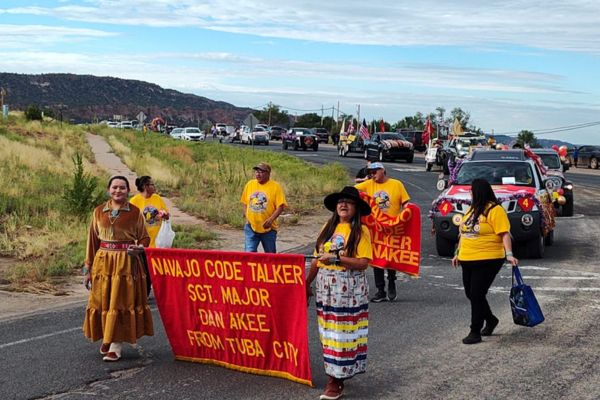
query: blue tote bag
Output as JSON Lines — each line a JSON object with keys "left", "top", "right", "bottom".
{"left": 509, "top": 265, "right": 545, "bottom": 327}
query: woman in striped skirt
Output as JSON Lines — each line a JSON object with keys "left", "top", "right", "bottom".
{"left": 306, "top": 186, "right": 373, "bottom": 400}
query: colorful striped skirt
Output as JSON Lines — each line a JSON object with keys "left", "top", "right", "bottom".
{"left": 315, "top": 268, "right": 369, "bottom": 379}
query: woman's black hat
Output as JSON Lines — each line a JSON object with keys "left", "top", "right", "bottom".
{"left": 324, "top": 186, "right": 372, "bottom": 216}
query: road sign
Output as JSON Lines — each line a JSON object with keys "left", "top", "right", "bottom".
{"left": 137, "top": 111, "right": 147, "bottom": 123}
{"left": 243, "top": 113, "right": 259, "bottom": 129}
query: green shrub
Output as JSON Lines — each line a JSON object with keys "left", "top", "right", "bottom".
{"left": 63, "top": 153, "right": 105, "bottom": 218}
{"left": 25, "top": 105, "right": 43, "bottom": 121}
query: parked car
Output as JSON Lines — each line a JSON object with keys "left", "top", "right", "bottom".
{"left": 214, "top": 123, "right": 227, "bottom": 136}
{"left": 311, "top": 127, "right": 330, "bottom": 143}
{"left": 532, "top": 148, "right": 574, "bottom": 216}
{"left": 169, "top": 127, "right": 184, "bottom": 139}
{"left": 364, "top": 132, "right": 414, "bottom": 162}
{"left": 431, "top": 149, "right": 556, "bottom": 258}
{"left": 268, "top": 126, "right": 286, "bottom": 140}
{"left": 574, "top": 145, "right": 600, "bottom": 169}
{"left": 241, "top": 126, "right": 269, "bottom": 145}
{"left": 181, "top": 127, "right": 205, "bottom": 141}
{"left": 397, "top": 129, "right": 426, "bottom": 152}
{"left": 107, "top": 121, "right": 119, "bottom": 128}
{"left": 119, "top": 121, "right": 134, "bottom": 129}
{"left": 282, "top": 127, "right": 318, "bottom": 151}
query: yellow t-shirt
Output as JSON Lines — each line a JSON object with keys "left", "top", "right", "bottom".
{"left": 355, "top": 178, "right": 410, "bottom": 216}
{"left": 129, "top": 193, "right": 168, "bottom": 247}
{"left": 240, "top": 179, "right": 287, "bottom": 233}
{"left": 458, "top": 203, "right": 510, "bottom": 261}
{"left": 315, "top": 223, "right": 373, "bottom": 270}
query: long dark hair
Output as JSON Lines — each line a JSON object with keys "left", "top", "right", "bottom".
{"left": 315, "top": 205, "right": 364, "bottom": 258}
{"left": 468, "top": 178, "right": 499, "bottom": 224}
{"left": 135, "top": 176, "right": 152, "bottom": 192}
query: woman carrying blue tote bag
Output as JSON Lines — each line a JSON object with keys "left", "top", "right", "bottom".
{"left": 509, "top": 265, "right": 545, "bottom": 327}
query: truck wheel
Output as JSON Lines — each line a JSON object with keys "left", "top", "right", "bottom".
{"left": 406, "top": 154, "right": 414, "bottom": 163}
{"left": 313, "top": 144, "right": 319, "bottom": 151}
{"left": 591, "top": 157, "right": 598, "bottom": 169}
{"left": 544, "top": 230, "right": 554, "bottom": 246}
{"left": 283, "top": 141, "right": 288, "bottom": 150}
{"left": 527, "top": 234, "right": 545, "bottom": 258}
{"left": 562, "top": 194, "right": 574, "bottom": 216}
{"left": 435, "top": 234, "right": 456, "bottom": 257}
{"left": 426, "top": 162, "right": 432, "bottom": 172}
{"left": 293, "top": 141, "right": 299, "bottom": 151}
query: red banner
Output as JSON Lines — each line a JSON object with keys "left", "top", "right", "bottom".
{"left": 360, "top": 195, "right": 421, "bottom": 276}
{"left": 145, "top": 248, "right": 312, "bottom": 386}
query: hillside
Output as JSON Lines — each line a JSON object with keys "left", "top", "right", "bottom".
{"left": 0, "top": 72, "right": 253, "bottom": 126}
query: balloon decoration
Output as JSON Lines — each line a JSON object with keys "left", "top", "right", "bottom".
{"left": 551, "top": 144, "right": 559, "bottom": 152}
{"left": 558, "top": 145, "right": 568, "bottom": 157}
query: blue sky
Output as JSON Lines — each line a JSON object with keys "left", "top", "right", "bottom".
{"left": 1, "top": 0, "right": 599, "bottom": 144}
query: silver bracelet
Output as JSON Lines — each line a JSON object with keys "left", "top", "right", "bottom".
{"left": 505, "top": 251, "right": 513, "bottom": 257}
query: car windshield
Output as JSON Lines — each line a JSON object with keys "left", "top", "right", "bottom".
{"left": 381, "top": 134, "right": 405, "bottom": 140}
{"left": 185, "top": 128, "right": 201, "bottom": 133}
{"left": 455, "top": 137, "right": 487, "bottom": 147}
{"left": 456, "top": 161, "right": 535, "bottom": 186}
{"left": 537, "top": 153, "right": 561, "bottom": 169}
{"left": 171, "top": 128, "right": 183, "bottom": 133}
{"left": 293, "top": 128, "right": 311, "bottom": 134}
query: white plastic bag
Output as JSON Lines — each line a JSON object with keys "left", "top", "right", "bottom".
{"left": 155, "top": 220, "right": 175, "bottom": 248}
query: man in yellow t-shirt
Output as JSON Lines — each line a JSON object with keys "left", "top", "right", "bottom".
{"left": 240, "top": 162, "right": 287, "bottom": 253}
{"left": 355, "top": 162, "right": 410, "bottom": 302}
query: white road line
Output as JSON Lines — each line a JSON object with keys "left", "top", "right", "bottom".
{"left": 0, "top": 307, "right": 159, "bottom": 350}
{"left": 0, "top": 327, "right": 80, "bottom": 349}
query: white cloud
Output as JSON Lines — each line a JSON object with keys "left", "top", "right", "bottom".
{"left": 0, "top": 24, "right": 118, "bottom": 48}
{"left": 3, "top": 1, "right": 600, "bottom": 53}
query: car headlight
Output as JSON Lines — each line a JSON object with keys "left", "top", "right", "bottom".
{"left": 564, "top": 183, "right": 573, "bottom": 190}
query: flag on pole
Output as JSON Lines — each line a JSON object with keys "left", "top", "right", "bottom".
{"left": 452, "top": 118, "right": 463, "bottom": 136}
{"left": 359, "top": 119, "right": 370, "bottom": 140}
{"left": 422, "top": 118, "right": 433, "bottom": 145}
{"left": 348, "top": 119, "right": 355, "bottom": 134}
{"left": 380, "top": 119, "right": 385, "bottom": 134}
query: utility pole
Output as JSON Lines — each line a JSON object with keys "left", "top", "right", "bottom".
{"left": 336, "top": 101, "right": 340, "bottom": 127}
{"left": 268, "top": 101, "right": 272, "bottom": 126}
{"left": 357, "top": 104, "right": 360, "bottom": 129}
{"left": 0, "top": 87, "right": 6, "bottom": 119}
{"left": 321, "top": 105, "right": 324, "bottom": 126}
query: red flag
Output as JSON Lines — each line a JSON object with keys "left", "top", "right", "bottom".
{"left": 359, "top": 119, "right": 370, "bottom": 140}
{"left": 422, "top": 118, "right": 433, "bottom": 144}
{"left": 379, "top": 119, "right": 385, "bottom": 133}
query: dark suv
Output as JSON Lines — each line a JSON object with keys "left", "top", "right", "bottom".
{"left": 364, "top": 132, "right": 414, "bottom": 162}
{"left": 397, "top": 129, "right": 426, "bottom": 151}
{"left": 575, "top": 145, "right": 600, "bottom": 169}
{"left": 311, "top": 127, "right": 330, "bottom": 143}
{"left": 268, "top": 126, "right": 286, "bottom": 140}
{"left": 282, "top": 127, "right": 319, "bottom": 151}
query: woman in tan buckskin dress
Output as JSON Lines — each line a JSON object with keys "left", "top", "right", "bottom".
{"left": 82, "top": 175, "right": 153, "bottom": 361}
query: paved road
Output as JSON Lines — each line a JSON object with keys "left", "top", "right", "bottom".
{"left": 2, "top": 141, "right": 600, "bottom": 399}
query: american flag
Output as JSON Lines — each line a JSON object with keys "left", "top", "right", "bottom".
{"left": 347, "top": 119, "right": 355, "bottom": 134}
{"left": 359, "top": 119, "right": 370, "bottom": 140}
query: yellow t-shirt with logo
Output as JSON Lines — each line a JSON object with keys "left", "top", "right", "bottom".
{"left": 458, "top": 203, "right": 510, "bottom": 261}
{"left": 315, "top": 223, "right": 373, "bottom": 270}
{"left": 240, "top": 179, "right": 287, "bottom": 233}
{"left": 129, "top": 193, "right": 168, "bottom": 247}
{"left": 355, "top": 178, "right": 410, "bottom": 216}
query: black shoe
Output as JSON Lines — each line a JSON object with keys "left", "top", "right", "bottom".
{"left": 371, "top": 291, "right": 388, "bottom": 303}
{"left": 462, "top": 331, "right": 482, "bottom": 345}
{"left": 481, "top": 316, "right": 499, "bottom": 336}
{"left": 387, "top": 281, "right": 397, "bottom": 301}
